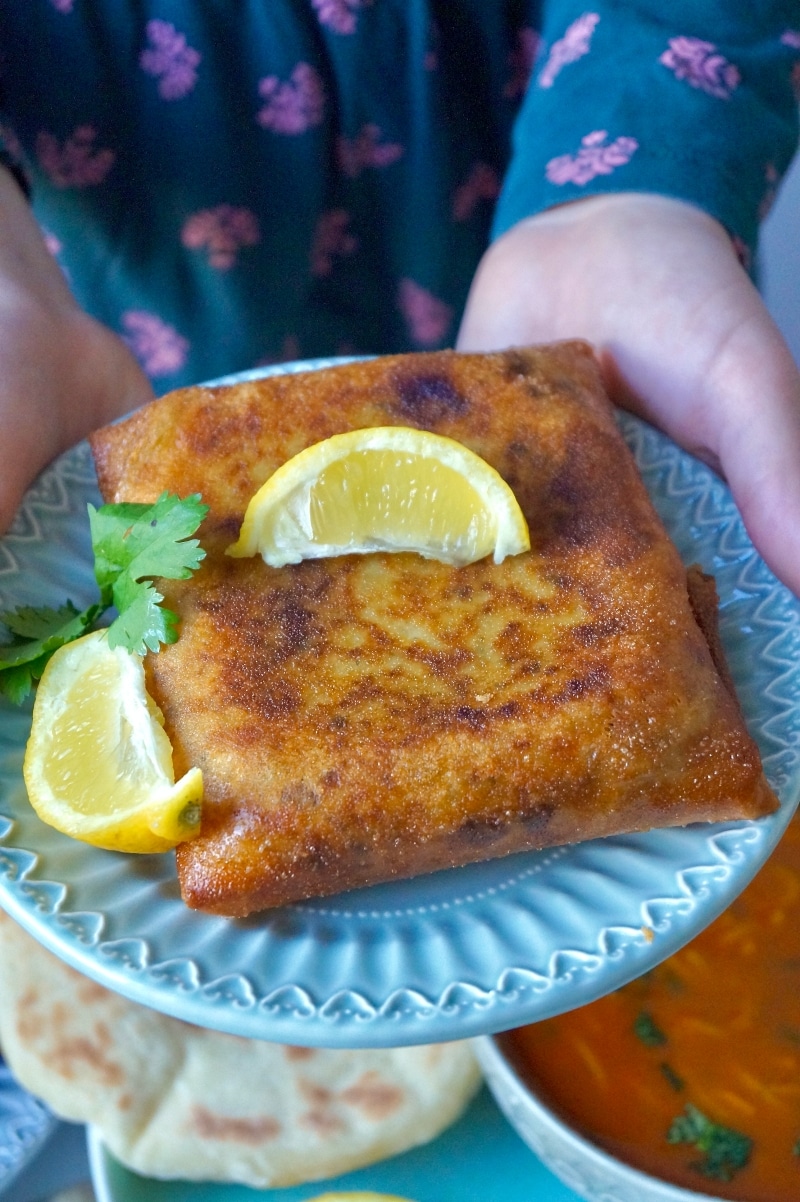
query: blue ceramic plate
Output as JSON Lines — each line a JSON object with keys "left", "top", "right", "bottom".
{"left": 87, "top": 1087, "right": 581, "bottom": 1202}
{"left": 1, "top": 360, "right": 799, "bottom": 1048}
{"left": 0, "top": 1058, "right": 56, "bottom": 1192}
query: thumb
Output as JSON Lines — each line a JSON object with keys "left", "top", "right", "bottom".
{"left": 604, "top": 303, "right": 800, "bottom": 603}
{"left": 715, "top": 334, "right": 800, "bottom": 599}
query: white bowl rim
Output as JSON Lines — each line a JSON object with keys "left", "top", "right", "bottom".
{"left": 475, "top": 1033, "right": 727, "bottom": 1202}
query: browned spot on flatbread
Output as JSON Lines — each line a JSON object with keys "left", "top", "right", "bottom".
{"left": 15, "top": 989, "right": 41, "bottom": 1044}
{"left": 340, "top": 1071, "right": 405, "bottom": 1120}
{"left": 52, "top": 1001, "right": 71, "bottom": 1033}
{"left": 284, "top": 1045, "right": 316, "bottom": 1061}
{"left": 296, "top": 1077, "right": 348, "bottom": 1135}
{"left": 15, "top": 994, "right": 123, "bottom": 1087}
{"left": 47, "top": 1033, "right": 125, "bottom": 1086}
{"left": 299, "top": 1107, "right": 346, "bottom": 1136}
{"left": 76, "top": 979, "right": 111, "bottom": 1005}
{"left": 299, "top": 1079, "right": 333, "bottom": 1106}
{"left": 189, "top": 1105, "right": 282, "bottom": 1144}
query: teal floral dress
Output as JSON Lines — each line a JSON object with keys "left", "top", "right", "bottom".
{"left": 0, "top": 1, "right": 797, "bottom": 388}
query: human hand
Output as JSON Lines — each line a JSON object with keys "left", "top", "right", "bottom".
{"left": 457, "top": 192, "right": 800, "bottom": 598}
{"left": 0, "top": 166, "right": 154, "bottom": 534}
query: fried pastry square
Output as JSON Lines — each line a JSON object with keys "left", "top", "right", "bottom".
{"left": 90, "top": 343, "right": 778, "bottom": 916}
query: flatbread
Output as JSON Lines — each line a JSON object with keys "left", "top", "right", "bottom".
{"left": 0, "top": 912, "right": 480, "bottom": 1187}
{"left": 89, "top": 343, "right": 778, "bottom": 916}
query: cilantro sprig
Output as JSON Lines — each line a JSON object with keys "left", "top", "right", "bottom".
{"left": 633, "top": 1011, "right": 668, "bottom": 1048}
{"left": 667, "top": 1103, "right": 753, "bottom": 1182}
{"left": 0, "top": 492, "right": 208, "bottom": 703}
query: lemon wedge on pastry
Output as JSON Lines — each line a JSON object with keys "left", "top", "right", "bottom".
{"left": 227, "top": 425, "right": 530, "bottom": 567}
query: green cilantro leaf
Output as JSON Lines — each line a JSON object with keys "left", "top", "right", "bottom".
{"left": 89, "top": 493, "right": 208, "bottom": 594}
{"left": 0, "top": 659, "right": 47, "bottom": 705}
{"left": 0, "top": 493, "right": 208, "bottom": 701}
{"left": 660, "top": 1062, "right": 685, "bottom": 1093}
{"left": 106, "top": 578, "right": 180, "bottom": 654}
{"left": 0, "top": 602, "right": 98, "bottom": 659}
{"left": 667, "top": 1103, "right": 752, "bottom": 1182}
{"left": 0, "top": 602, "right": 104, "bottom": 701}
{"left": 633, "top": 1011, "right": 668, "bottom": 1047}
{"left": 89, "top": 493, "right": 207, "bottom": 656}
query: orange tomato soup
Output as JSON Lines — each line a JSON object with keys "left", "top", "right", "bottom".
{"left": 503, "top": 813, "right": 800, "bottom": 1201}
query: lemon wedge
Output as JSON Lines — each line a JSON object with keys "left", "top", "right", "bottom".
{"left": 305, "top": 1195, "right": 417, "bottom": 1202}
{"left": 227, "top": 426, "right": 530, "bottom": 568}
{"left": 23, "top": 630, "right": 202, "bottom": 853}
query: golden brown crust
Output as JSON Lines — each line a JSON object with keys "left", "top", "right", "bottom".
{"left": 90, "top": 344, "right": 779, "bottom": 917}
{"left": 685, "top": 564, "right": 738, "bottom": 703}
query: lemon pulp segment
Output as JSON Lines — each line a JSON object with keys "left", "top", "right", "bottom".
{"left": 227, "top": 426, "right": 530, "bottom": 568}
{"left": 23, "top": 630, "right": 202, "bottom": 853}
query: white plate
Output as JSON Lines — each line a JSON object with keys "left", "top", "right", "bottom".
{"left": 0, "top": 360, "right": 798, "bottom": 1048}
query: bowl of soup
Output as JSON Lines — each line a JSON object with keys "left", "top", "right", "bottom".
{"left": 476, "top": 1033, "right": 721, "bottom": 1202}
{"left": 476, "top": 811, "right": 800, "bottom": 1202}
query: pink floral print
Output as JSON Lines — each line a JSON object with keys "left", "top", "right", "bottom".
{"left": 659, "top": 37, "right": 740, "bottom": 100}
{"left": 538, "top": 14, "right": 599, "bottom": 89}
{"left": 337, "top": 125, "right": 404, "bottom": 177}
{"left": 122, "top": 311, "right": 189, "bottom": 377}
{"left": 257, "top": 64, "right": 325, "bottom": 135}
{"left": 398, "top": 279, "right": 452, "bottom": 347}
{"left": 546, "top": 130, "right": 638, "bottom": 186}
{"left": 43, "top": 231, "right": 63, "bottom": 256}
{"left": 140, "top": 20, "right": 201, "bottom": 100}
{"left": 310, "top": 210, "right": 358, "bottom": 277}
{"left": 504, "top": 27, "right": 540, "bottom": 98}
{"left": 181, "top": 206, "right": 260, "bottom": 270}
{"left": 453, "top": 162, "right": 500, "bottom": 221}
{"left": 36, "top": 126, "right": 114, "bottom": 187}
{"left": 783, "top": 32, "right": 800, "bottom": 97}
{"left": 312, "top": 0, "right": 369, "bottom": 36}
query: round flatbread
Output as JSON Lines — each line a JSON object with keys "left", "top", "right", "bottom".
{"left": 0, "top": 912, "right": 480, "bottom": 1187}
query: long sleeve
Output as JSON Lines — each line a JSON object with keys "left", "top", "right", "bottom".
{"left": 494, "top": 1, "right": 800, "bottom": 265}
